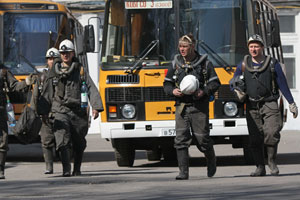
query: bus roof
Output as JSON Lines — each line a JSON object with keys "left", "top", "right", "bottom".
{"left": 0, "top": 0, "right": 67, "bottom": 13}
{"left": 1, "top": 0, "right": 60, "bottom": 4}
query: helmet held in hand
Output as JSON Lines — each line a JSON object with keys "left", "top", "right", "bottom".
{"left": 180, "top": 75, "right": 199, "bottom": 95}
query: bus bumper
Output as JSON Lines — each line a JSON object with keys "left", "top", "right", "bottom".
{"left": 100, "top": 118, "right": 248, "bottom": 139}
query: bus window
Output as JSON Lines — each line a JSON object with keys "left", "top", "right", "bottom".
{"left": 3, "top": 13, "right": 63, "bottom": 74}
{"left": 179, "top": 0, "right": 249, "bottom": 67}
{"left": 103, "top": 2, "right": 175, "bottom": 66}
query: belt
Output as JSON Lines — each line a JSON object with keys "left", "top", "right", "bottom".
{"left": 248, "top": 100, "right": 265, "bottom": 108}
{"left": 177, "top": 102, "right": 194, "bottom": 115}
{"left": 248, "top": 96, "right": 264, "bottom": 102}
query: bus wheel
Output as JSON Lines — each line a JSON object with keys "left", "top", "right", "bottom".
{"left": 243, "top": 147, "right": 254, "bottom": 165}
{"left": 162, "top": 147, "right": 177, "bottom": 162}
{"left": 146, "top": 149, "right": 162, "bottom": 161}
{"left": 112, "top": 139, "right": 135, "bottom": 167}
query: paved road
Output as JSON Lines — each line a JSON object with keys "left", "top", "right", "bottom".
{"left": 1, "top": 130, "right": 300, "bottom": 200}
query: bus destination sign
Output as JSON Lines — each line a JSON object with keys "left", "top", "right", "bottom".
{"left": 125, "top": 0, "right": 172, "bottom": 9}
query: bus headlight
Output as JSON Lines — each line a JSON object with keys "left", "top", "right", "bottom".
{"left": 121, "top": 104, "right": 136, "bottom": 119}
{"left": 224, "top": 102, "right": 238, "bottom": 117}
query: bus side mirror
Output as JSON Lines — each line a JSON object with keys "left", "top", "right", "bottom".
{"left": 84, "top": 25, "right": 95, "bottom": 53}
{"left": 266, "top": 19, "right": 281, "bottom": 47}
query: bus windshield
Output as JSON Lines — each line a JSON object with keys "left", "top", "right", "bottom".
{"left": 103, "top": 1, "right": 175, "bottom": 67}
{"left": 103, "top": 0, "right": 252, "bottom": 68}
{"left": 3, "top": 13, "right": 63, "bottom": 75}
{"left": 179, "top": 0, "right": 249, "bottom": 67}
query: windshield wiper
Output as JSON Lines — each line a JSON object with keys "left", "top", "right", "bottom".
{"left": 19, "top": 54, "right": 40, "bottom": 74}
{"left": 198, "top": 40, "right": 232, "bottom": 71}
{"left": 125, "top": 40, "right": 159, "bottom": 74}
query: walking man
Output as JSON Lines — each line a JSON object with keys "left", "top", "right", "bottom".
{"left": 164, "top": 34, "right": 220, "bottom": 180}
{"left": 0, "top": 62, "right": 34, "bottom": 179}
{"left": 32, "top": 47, "right": 60, "bottom": 174}
{"left": 39, "top": 40, "right": 104, "bottom": 176}
{"left": 233, "top": 34, "right": 298, "bottom": 176}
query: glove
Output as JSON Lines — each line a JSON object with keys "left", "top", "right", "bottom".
{"left": 289, "top": 102, "right": 298, "bottom": 118}
{"left": 194, "top": 89, "right": 204, "bottom": 99}
{"left": 92, "top": 109, "right": 99, "bottom": 120}
{"left": 25, "top": 73, "right": 36, "bottom": 85}
{"left": 234, "top": 89, "right": 246, "bottom": 101}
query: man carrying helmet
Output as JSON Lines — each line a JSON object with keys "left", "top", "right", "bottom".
{"left": 31, "top": 47, "right": 60, "bottom": 174}
{"left": 164, "top": 34, "right": 220, "bottom": 180}
{"left": 39, "top": 39, "right": 104, "bottom": 177}
{"left": 0, "top": 62, "right": 35, "bottom": 179}
{"left": 232, "top": 34, "right": 298, "bottom": 176}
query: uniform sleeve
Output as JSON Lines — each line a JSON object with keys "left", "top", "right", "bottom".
{"left": 234, "top": 63, "right": 243, "bottom": 77}
{"left": 30, "top": 82, "right": 39, "bottom": 111}
{"left": 84, "top": 69, "right": 104, "bottom": 112}
{"left": 36, "top": 72, "right": 54, "bottom": 115}
{"left": 203, "top": 61, "right": 220, "bottom": 96}
{"left": 163, "top": 62, "right": 176, "bottom": 96}
{"left": 275, "top": 61, "right": 294, "bottom": 104}
{"left": 230, "top": 62, "right": 243, "bottom": 91}
{"left": 6, "top": 70, "right": 28, "bottom": 92}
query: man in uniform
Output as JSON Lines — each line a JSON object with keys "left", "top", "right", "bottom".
{"left": 233, "top": 34, "right": 298, "bottom": 176}
{"left": 164, "top": 34, "right": 220, "bottom": 180}
{"left": 0, "top": 62, "right": 34, "bottom": 179}
{"left": 39, "top": 39, "right": 104, "bottom": 177}
{"left": 31, "top": 47, "right": 60, "bottom": 174}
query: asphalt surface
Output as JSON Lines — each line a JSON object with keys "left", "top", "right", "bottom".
{"left": 1, "top": 130, "right": 300, "bottom": 200}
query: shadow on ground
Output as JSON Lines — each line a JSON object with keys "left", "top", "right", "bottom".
{"left": 6, "top": 145, "right": 300, "bottom": 168}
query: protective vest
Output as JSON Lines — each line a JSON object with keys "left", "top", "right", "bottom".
{"left": 244, "top": 55, "right": 279, "bottom": 102}
{"left": 53, "top": 60, "right": 84, "bottom": 108}
{"left": 174, "top": 54, "right": 207, "bottom": 87}
{"left": 174, "top": 53, "right": 208, "bottom": 103}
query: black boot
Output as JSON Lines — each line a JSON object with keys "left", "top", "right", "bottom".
{"left": 0, "top": 152, "right": 6, "bottom": 179}
{"left": 175, "top": 148, "right": 189, "bottom": 180}
{"left": 204, "top": 148, "right": 217, "bottom": 177}
{"left": 42, "top": 147, "right": 54, "bottom": 174}
{"left": 250, "top": 147, "right": 266, "bottom": 177}
{"left": 59, "top": 147, "right": 71, "bottom": 177}
{"left": 72, "top": 151, "right": 84, "bottom": 176}
{"left": 267, "top": 145, "right": 279, "bottom": 176}
{"left": 250, "top": 165, "right": 266, "bottom": 177}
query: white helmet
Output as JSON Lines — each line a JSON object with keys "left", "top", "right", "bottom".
{"left": 59, "top": 39, "right": 75, "bottom": 52}
{"left": 247, "top": 34, "right": 265, "bottom": 47}
{"left": 180, "top": 75, "right": 199, "bottom": 95}
{"left": 45, "top": 47, "right": 60, "bottom": 58}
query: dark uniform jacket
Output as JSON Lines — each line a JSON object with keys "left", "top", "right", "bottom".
{"left": 163, "top": 52, "right": 220, "bottom": 105}
{"left": 0, "top": 65, "right": 27, "bottom": 107}
{"left": 38, "top": 59, "right": 103, "bottom": 115}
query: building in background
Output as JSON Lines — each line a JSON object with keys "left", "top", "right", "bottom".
{"left": 270, "top": 0, "right": 300, "bottom": 130}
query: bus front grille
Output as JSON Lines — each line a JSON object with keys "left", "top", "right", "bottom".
{"left": 106, "top": 87, "right": 174, "bottom": 102}
{"left": 106, "top": 75, "right": 139, "bottom": 84}
{"left": 106, "top": 87, "right": 143, "bottom": 102}
{"left": 145, "top": 87, "right": 174, "bottom": 102}
{"left": 216, "top": 85, "right": 236, "bottom": 99}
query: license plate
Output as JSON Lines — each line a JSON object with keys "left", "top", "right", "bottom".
{"left": 161, "top": 129, "right": 176, "bottom": 137}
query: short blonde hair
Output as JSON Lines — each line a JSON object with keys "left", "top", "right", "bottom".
{"left": 179, "top": 34, "right": 195, "bottom": 45}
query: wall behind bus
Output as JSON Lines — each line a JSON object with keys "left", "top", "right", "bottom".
{"left": 76, "top": 13, "right": 104, "bottom": 134}
{"left": 277, "top": 9, "right": 300, "bottom": 130}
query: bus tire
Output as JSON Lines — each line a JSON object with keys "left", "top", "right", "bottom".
{"left": 146, "top": 149, "right": 162, "bottom": 161}
{"left": 162, "top": 147, "right": 177, "bottom": 162}
{"left": 112, "top": 139, "right": 135, "bottom": 167}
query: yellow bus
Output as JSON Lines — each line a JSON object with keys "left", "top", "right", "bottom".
{"left": 99, "top": 0, "right": 285, "bottom": 166}
{"left": 0, "top": 0, "right": 94, "bottom": 143}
